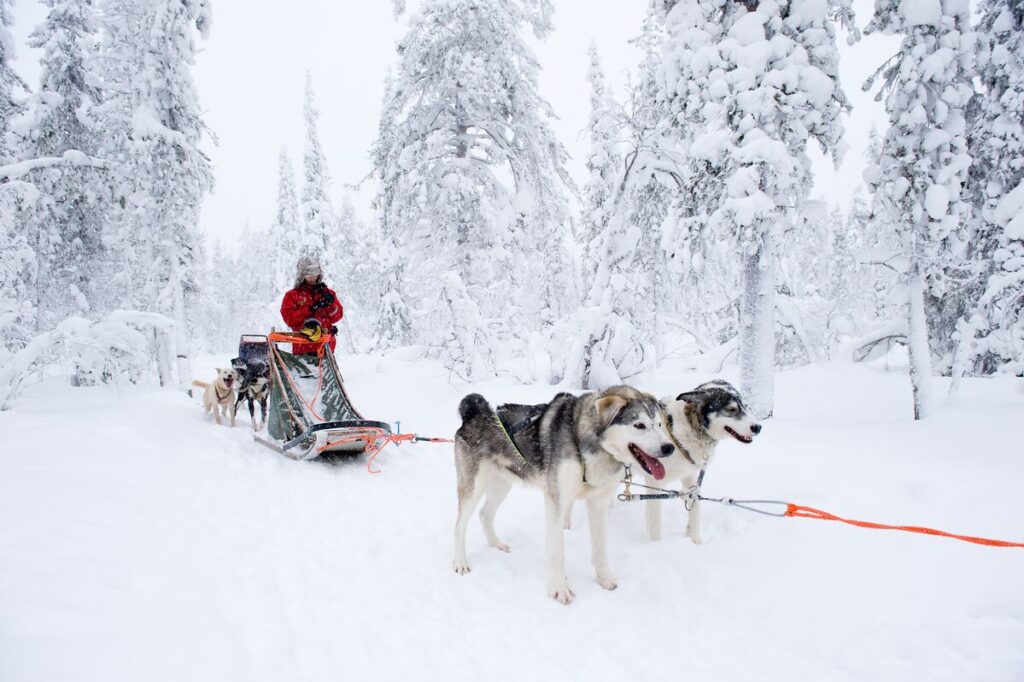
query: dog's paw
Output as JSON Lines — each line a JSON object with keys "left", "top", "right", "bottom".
{"left": 688, "top": 533, "right": 703, "bottom": 545}
{"left": 492, "top": 542, "right": 510, "bottom": 553}
{"left": 597, "top": 575, "right": 618, "bottom": 591}
{"left": 549, "top": 583, "right": 575, "bottom": 605}
{"left": 453, "top": 562, "right": 471, "bottom": 575}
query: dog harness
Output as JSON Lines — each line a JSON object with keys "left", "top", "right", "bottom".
{"left": 494, "top": 402, "right": 590, "bottom": 483}
{"left": 214, "top": 384, "right": 232, "bottom": 402}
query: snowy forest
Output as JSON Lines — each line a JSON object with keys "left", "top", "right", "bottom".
{"left": 1, "top": 0, "right": 1022, "bottom": 420}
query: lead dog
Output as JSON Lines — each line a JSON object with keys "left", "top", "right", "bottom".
{"left": 231, "top": 357, "right": 269, "bottom": 431}
{"left": 453, "top": 385, "right": 676, "bottom": 604}
{"left": 646, "top": 380, "right": 761, "bottom": 543}
{"left": 191, "top": 368, "right": 239, "bottom": 427}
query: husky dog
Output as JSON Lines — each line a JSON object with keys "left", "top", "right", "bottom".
{"left": 231, "top": 358, "right": 270, "bottom": 431}
{"left": 191, "top": 368, "right": 239, "bottom": 427}
{"left": 646, "top": 380, "right": 761, "bottom": 543}
{"left": 453, "top": 385, "right": 676, "bottom": 604}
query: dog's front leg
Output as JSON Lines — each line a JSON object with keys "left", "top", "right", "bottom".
{"left": 683, "top": 472, "right": 702, "bottom": 544}
{"left": 229, "top": 398, "right": 237, "bottom": 427}
{"left": 212, "top": 398, "right": 223, "bottom": 425}
{"left": 248, "top": 399, "right": 257, "bottom": 430}
{"left": 586, "top": 493, "right": 617, "bottom": 590}
{"left": 259, "top": 398, "right": 267, "bottom": 430}
{"left": 546, "top": 494, "right": 574, "bottom": 604}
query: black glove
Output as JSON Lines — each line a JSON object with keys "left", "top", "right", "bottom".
{"left": 309, "top": 288, "right": 335, "bottom": 312}
{"left": 329, "top": 325, "right": 338, "bottom": 335}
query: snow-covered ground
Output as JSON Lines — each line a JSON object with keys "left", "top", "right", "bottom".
{"left": 1, "top": 355, "right": 1022, "bottom": 682}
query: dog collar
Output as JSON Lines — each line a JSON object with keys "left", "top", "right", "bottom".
{"left": 666, "top": 430, "right": 697, "bottom": 466}
{"left": 215, "top": 384, "right": 232, "bottom": 401}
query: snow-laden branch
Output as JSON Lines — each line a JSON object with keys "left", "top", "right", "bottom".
{"left": 0, "top": 311, "right": 179, "bottom": 410}
{"left": 0, "top": 150, "right": 109, "bottom": 182}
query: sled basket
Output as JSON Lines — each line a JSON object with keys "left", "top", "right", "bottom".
{"left": 255, "top": 330, "right": 393, "bottom": 461}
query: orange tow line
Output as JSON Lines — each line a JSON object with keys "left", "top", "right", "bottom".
{"left": 783, "top": 503, "right": 1024, "bottom": 548}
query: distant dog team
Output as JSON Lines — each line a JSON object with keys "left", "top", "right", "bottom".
{"left": 452, "top": 379, "right": 761, "bottom": 604}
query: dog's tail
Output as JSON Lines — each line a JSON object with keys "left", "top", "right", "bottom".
{"left": 458, "top": 393, "right": 491, "bottom": 423}
{"left": 191, "top": 380, "right": 210, "bottom": 389}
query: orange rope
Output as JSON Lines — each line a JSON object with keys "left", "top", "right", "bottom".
{"left": 785, "top": 504, "right": 1024, "bottom": 548}
{"left": 317, "top": 428, "right": 419, "bottom": 474}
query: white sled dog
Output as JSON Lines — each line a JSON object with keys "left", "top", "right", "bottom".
{"left": 453, "top": 385, "right": 676, "bottom": 604}
{"left": 191, "top": 368, "right": 239, "bottom": 427}
{"left": 646, "top": 380, "right": 761, "bottom": 543}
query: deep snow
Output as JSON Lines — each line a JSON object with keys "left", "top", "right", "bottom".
{"left": 1, "top": 354, "right": 1022, "bottom": 682}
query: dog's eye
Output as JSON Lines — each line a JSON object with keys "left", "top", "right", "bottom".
{"left": 634, "top": 423, "right": 646, "bottom": 430}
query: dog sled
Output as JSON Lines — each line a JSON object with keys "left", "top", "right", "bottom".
{"left": 248, "top": 326, "right": 448, "bottom": 466}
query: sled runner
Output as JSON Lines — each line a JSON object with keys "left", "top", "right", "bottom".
{"left": 250, "top": 328, "right": 450, "bottom": 466}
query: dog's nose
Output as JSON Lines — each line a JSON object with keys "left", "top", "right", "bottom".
{"left": 660, "top": 443, "right": 675, "bottom": 456}
{"left": 751, "top": 424, "right": 762, "bottom": 435}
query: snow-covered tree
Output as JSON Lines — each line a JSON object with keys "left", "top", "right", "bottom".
{"left": 865, "top": 0, "right": 976, "bottom": 417}
{"left": 776, "top": 203, "right": 833, "bottom": 365}
{"left": 271, "top": 148, "right": 300, "bottom": 293}
{"left": 373, "top": 0, "right": 573, "bottom": 379}
{"left": 117, "top": 0, "right": 213, "bottom": 386}
{"left": 580, "top": 42, "right": 621, "bottom": 289}
{"left": 661, "top": 0, "right": 857, "bottom": 417}
{"left": 0, "top": 0, "right": 25, "bottom": 163}
{"left": 299, "top": 71, "right": 333, "bottom": 269}
{"left": 955, "top": 0, "right": 1024, "bottom": 377}
{"left": 14, "top": 0, "right": 102, "bottom": 330}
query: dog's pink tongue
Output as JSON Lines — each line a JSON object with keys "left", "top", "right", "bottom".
{"left": 642, "top": 452, "right": 666, "bottom": 481}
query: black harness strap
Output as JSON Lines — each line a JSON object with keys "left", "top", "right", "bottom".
{"left": 503, "top": 404, "right": 545, "bottom": 437}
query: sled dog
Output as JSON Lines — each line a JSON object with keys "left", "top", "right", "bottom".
{"left": 231, "top": 357, "right": 270, "bottom": 431}
{"left": 191, "top": 368, "right": 239, "bottom": 427}
{"left": 453, "top": 385, "right": 676, "bottom": 604}
{"left": 646, "top": 380, "right": 761, "bottom": 543}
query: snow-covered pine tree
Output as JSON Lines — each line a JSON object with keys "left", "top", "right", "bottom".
{"left": 369, "top": 73, "right": 413, "bottom": 351}
{"left": 661, "top": 0, "right": 857, "bottom": 417}
{"left": 776, "top": 203, "right": 832, "bottom": 366}
{"left": 373, "top": 0, "right": 573, "bottom": 379}
{"left": 955, "top": 0, "right": 1024, "bottom": 377}
{"left": 625, "top": 2, "right": 676, "bottom": 355}
{"left": 15, "top": 0, "right": 102, "bottom": 330}
{"left": 560, "top": 5, "right": 684, "bottom": 388}
{"left": 0, "top": 0, "right": 25, "bottom": 163}
{"left": 299, "top": 72, "right": 333, "bottom": 268}
{"left": 0, "top": 1, "right": 33, "bottom": 366}
{"left": 865, "top": 0, "right": 976, "bottom": 417}
{"left": 234, "top": 222, "right": 279, "bottom": 341}
{"left": 334, "top": 194, "right": 378, "bottom": 351}
{"left": 128, "top": 0, "right": 213, "bottom": 386}
{"left": 580, "top": 42, "right": 621, "bottom": 291}
{"left": 271, "top": 148, "right": 300, "bottom": 293}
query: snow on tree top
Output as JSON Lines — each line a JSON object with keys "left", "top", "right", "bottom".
{"left": 901, "top": 0, "right": 942, "bottom": 26}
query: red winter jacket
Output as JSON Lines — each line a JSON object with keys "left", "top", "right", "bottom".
{"left": 280, "top": 282, "right": 344, "bottom": 354}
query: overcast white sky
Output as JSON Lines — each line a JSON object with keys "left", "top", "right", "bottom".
{"left": 10, "top": 0, "right": 893, "bottom": 249}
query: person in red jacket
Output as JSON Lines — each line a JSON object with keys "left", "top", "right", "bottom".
{"left": 280, "top": 256, "right": 344, "bottom": 354}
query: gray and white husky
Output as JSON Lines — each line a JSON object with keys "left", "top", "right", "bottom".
{"left": 647, "top": 380, "right": 761, "bottom": 543}
{"left": 453, "top": 385, "right": 676, "bottom": 604}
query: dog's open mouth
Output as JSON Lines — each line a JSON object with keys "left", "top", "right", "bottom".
{"left": 725, "top": 426, "right": 753, "bottom": 444}
{"left": 628, "top": 443, "right": 666, "bottom": 480}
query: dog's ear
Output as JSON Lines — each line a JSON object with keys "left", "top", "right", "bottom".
{"left": 675, "top": 390, "right": 707, "bottom": 404}
{"left": 595, "top": 395, "right": 628, "bottom": 427}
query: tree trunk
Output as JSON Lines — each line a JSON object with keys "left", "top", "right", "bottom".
{"left": 169, "top": 255, "right": 192, "bottom": 390}
{"left": 740, "top": 229, "right": 775, "bottom": 419}
{"left": 906, "top": 265, "right": 933, "bottom": 419}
